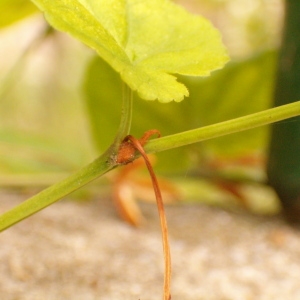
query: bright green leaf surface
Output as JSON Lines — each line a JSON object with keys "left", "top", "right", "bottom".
{"left": 31, "top": 0, "right": 228, "bottom": 102}
{"left": 84, "top": 51, "right": 277, "bottom": 173}
{"left": 0, "top": 0, "right": 37, "bottom": 28}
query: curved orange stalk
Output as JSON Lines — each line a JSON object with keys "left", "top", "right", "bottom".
{"left": 112, "top": 155, "right": 180, "bottom": 226}
{"left": 117, "top": 130, "right": 171, "bottom": 300}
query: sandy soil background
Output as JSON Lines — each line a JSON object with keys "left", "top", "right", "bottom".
{"left": 1, "top": 190, "right": 300, "bottom": 300}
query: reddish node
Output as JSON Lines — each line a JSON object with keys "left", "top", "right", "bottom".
{"left": 116, "top": 129, "right": 161, "bottom": 165}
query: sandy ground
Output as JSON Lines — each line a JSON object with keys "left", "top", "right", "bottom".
{"left": 1, "top": 190, "right": 300, "bottom": 300}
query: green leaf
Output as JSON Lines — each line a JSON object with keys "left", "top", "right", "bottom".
{"left": 31, "top": 0, "right": 228, "bottom": 102}
{"left": 84, "top": 51, "right": 277, "bottom": 173}
{"left": 0, "top": 0, "right": 37, "bottom": 28}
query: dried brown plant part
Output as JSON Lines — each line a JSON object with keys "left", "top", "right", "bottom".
{"left": 123, "top": 132, "right": 171, "bottom": 300}
{"left": 215, "top": 180, "right": 248, "bottom": 208}
{"left": 112, "top": 158, "right": 146, "bottom": 226}
{"left": 116, "top": 129, "right": 161, "bottom": 165}
{"left": 138, "top": 129, "right": 161, "bottom": 146}
{"left": 112, "top": 155, "right": 180, "bottom": 226}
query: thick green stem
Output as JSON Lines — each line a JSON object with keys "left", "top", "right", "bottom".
{"left": 0, "top": 100, "right": 300, "bottom": 231}
{"left": 0, "top": 154, "right": 112, "bottom": 230}
{"left": 0, "top": 84, "right": 133, "bottom": 232}
{"left": 144, "top": 101, "right": 300, "bottom": 154}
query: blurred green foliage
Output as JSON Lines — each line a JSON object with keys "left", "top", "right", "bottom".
{"left": 0, "top": 0, "right": 283, "bottom": 213}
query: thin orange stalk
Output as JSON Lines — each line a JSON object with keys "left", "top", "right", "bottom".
{"left": 117, "top": 130, "right": 171, "bottom": 300}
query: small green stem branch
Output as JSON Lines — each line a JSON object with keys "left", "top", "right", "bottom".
{"left": 144, "top": 101, "right": 300, "bottom": 154}
{"left": 0, "top": 100, "right": 300, "bottom": 231}
{"left": 111, "top": 83, "right": 133, "bottom": 151}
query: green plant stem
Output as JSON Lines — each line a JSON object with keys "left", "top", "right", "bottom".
{"left": 0, "top": 84, "right": 133, "bottom": 232}
{"left": 144, "top": 101, "right": 300, "bottom": 154}
{"left": 0, "top": 155, "right": 113, "bottom": 230}
{"left": 111, "top": 83, "right": 133, "bottom": 151}
{"left": 0, "top": 100, "right": 300, "bottom": 231}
